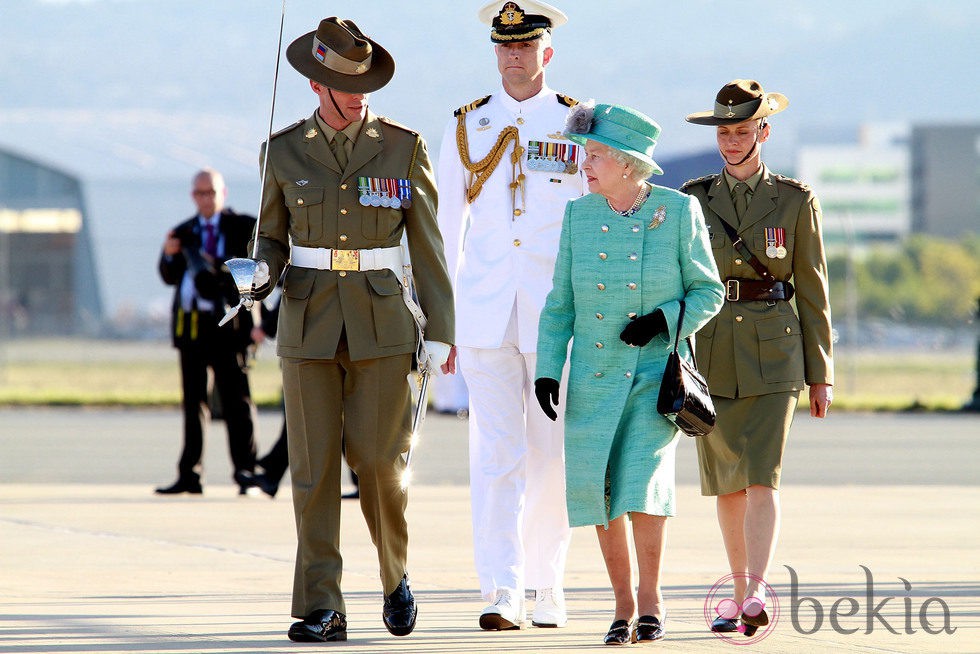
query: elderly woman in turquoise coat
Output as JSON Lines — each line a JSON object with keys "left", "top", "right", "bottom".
{"left": 535, "top": 103, "right": 723, "bottom": 645}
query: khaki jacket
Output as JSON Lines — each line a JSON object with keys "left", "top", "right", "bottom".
{"left": 254, "top": 110, "right": 454, "bottom": 361}
{"left": 682, "top": 165, "right": 833, "bottom": 398}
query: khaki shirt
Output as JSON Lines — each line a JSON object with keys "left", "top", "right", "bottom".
{"left": 682, "top": 165, "right": 833, "bottom": 398}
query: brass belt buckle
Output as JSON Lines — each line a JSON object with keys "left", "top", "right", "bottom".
{"left": 726, "top": 279, "right": 740, "bottom": 302}
{"left": 331, "top": 249, "right": 360, "bottom": 271}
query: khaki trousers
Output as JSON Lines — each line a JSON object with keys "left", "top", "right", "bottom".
{"left": 281, "top": 344, "right": 412, "bottom": 618}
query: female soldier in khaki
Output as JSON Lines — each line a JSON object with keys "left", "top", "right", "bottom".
{"left": 681, "top": 80, "right": 833, "bottom": 636}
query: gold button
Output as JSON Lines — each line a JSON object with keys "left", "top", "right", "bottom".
{"left": 601, "top": 224, "right": 609, "bottom": 232}
{"left": 340, "top": 208, "right": 348, "bottom": 215}
{"left": 736, "top": 315, "right": 743, "bottom": 322}
{"left": 514, "top": 209, "right": 523, "bottom": 216}
{"left": 597, "top": 283, "right": 605, "bottom": 291}
{"left": 516, "top": 117, "right": 525, "bottom": 125}
{"left": 628, "top": 312, "right": 637, "bottom": 319}
{"left": 338, "top": 271, "right": 347, "bottom": 277}
{"left": 599, "top": 252, "right": 607, "bottom": 260}
{"left": 513, "top": 239, "right": 521, "bottom": 247}
{"left": 341, "top": 183, "right": 348, "bottom": 190}
{"left": 594, "top": 372, "right": 603, "bottom": 378}
{"left": 735, "top": 258, "right": 743, "bottom": 265}
{"left": 595, "top": 342, "right": 604, "bottom": 349}
{"left": 786, "top": 327, "right": 792, "bottom": 334}
{"left": 625, "top": 371, "right": 633, "bottom": 378}
{"left": 596, "top": 313, "right": 604, "bottom": 320}
{"left": 296, "top": 198, "right": 304, "bottom": 206}
{"left": 628, "top": 283, "right": 637, "bottom": 290}
{"left": 339, "top": 234, "right": 348, "bottom": 242}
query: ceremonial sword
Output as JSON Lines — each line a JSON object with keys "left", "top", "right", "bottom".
{"left": 220, "top": 0, "right": 287, "bottom": 327}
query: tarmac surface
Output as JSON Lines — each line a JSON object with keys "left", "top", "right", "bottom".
{"left": 1, "top": 407, "right": 978, "bottom": 653}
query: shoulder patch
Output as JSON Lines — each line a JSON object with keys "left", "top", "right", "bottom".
{"left": 773, "top": 173, "right": 811, "bottom": 192}
{"left": 377, "top": 115, "right": 419, "bottom": 137}
{"left": 454, "top": 95, "right": 492, "bottom": 117}
{"left": 270, "top": 118, "right": 305, "bottom": 140}
{"left": 680, "top": 174, "right": 718, "bottom": 192}
{"left": 556, "top": 94, "right": 579, "bottom": 108}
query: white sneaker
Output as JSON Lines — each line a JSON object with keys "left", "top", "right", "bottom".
{"left": 479, "top": 587, "right": 525, "bottom": 630}
{"left": 532, "top": 587, "right": 567, "bottom": 628}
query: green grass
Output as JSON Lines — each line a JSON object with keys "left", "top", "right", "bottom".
{"left": 0, "top": 339, "right": 975, "bottom": 412}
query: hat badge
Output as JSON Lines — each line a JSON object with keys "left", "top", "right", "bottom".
{"left": 499, "top": 2, "right": 525, "bottom": 25}
{"left": 724, "top": 100, "right": 736, "bottom": 119}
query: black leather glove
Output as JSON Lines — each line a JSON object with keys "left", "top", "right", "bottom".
{"left": 620, "top": 309, "right": 668, "bottom": 347}
{"left": 534, "top": 377, "right": 560, "bottom": 422}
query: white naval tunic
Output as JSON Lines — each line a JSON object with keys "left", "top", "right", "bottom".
{"left": 437, "top": 85, "right": 585, "bottom": 600}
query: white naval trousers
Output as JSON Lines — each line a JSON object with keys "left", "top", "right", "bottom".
{"left": 459, "top": 305, "right": 571, "bottom": 601}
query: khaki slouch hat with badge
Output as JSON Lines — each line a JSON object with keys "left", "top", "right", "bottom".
{"left": 686, "top": 79, "right": 788, "bottom": 126}
{"left": 286, "top": 16, "right": 394, "bottom": 93}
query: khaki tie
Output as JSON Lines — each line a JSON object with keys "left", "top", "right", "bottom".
{"left": 733, "top": 182, "right": 750, "bottom": 221}
{"left": 331, "top": 131, "right": 348, "bottom": 170}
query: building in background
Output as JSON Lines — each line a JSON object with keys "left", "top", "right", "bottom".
{"left": 798, "top": 123, "right": 911, "bottom": 249}
{"left": 910, "top": 123, "right": 980, "bottom": 239}
{"left": 0, "top": 148, "right": 103, "bottom": 336}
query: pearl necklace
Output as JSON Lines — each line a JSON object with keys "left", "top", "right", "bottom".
{"left": 607, "top": 182, "right": 651, "bottom": 217}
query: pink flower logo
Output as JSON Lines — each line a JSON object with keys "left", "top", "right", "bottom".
{"left": 703, "top": 573, "right": 779, "bottom": 644}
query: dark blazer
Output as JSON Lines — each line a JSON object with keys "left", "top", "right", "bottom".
{"left": 159, "top": 208, "right": 257, "bottom": 349}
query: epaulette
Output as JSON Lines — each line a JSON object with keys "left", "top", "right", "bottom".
{"left": 773, "top": 173, "right": 811, "bottom": 192}
{"left": 454, "top": 95, "right": 492, "bottom": 117}
{"left": 556, "top": 94, "right": 579, "bottom": 108}
{"left": 270, "top": 118, "right": 305, "bottom": 140}
{"left": 680, "top": 174, "right": 719, "bottom": 192}
{"left": 377, "top": 115, "right": 419, "bottom": 137}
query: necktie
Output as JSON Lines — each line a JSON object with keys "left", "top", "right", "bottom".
{"left": 331, "top": 131, "right": 348, "bottom": 170}
{"left": 733, "top": 182, "right": 750, "bottom": 221}
{"left": 203, "top": 221, "right": 217, "bottom": 257}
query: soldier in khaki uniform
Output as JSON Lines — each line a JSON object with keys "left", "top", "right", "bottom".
{"left": 681, "top": 80, "right": 833, "bottom": 637}
{"left": 250, "top": 17, "right": 455, "bottom": 643}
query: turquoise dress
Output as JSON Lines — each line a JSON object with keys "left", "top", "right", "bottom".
{"left": 536, "top": 188, "right": 724, "bottom": 528}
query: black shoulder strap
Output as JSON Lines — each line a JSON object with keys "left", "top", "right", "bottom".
{"left": 715, "top": 217, "right": 776, "bottom": 283}
{"left": 672, "top": 300, "right": 700, "bottom": 369}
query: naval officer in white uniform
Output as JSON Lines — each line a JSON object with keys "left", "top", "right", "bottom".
{"left": 436, "top": 0, "right": 586, "bottom": 632}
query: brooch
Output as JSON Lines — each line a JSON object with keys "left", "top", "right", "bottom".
{"left": 648, "top": 205, "right": 666, "bottom": 230}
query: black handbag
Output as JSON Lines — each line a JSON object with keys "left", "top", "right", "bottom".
{"left": 657, "top": 300, "right": 716, "bottom": 437}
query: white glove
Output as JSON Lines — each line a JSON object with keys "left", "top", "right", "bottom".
{"left": 422, "top": 340, "right": 451, "bottom": 375}
{"left": 252, "top": 260, "right": 270, "bottom": 289}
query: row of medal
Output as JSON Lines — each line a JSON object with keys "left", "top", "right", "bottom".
{"left": 357, "top": 177, "right": 413, "bottom": 209}
{"left": 765, "top": 226, "right": 788, "bottom": 259}
{"left": 526, "top": 140, "right": 579, "bottom": 174}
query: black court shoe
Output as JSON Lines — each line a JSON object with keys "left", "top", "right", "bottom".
{"left": 603, "top": 619, "right": 634, "bottom": 645}
{"left": 711, "top": 616, "right": 739, "bottom": 632}
{"left": 287, "top": 609, "right": 347, "bottom": 642}
{"left": 635, "top": 614, "right": 666, "bottom": 642}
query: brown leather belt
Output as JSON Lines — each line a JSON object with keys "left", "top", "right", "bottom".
{"left": 725, "top": 278, "right": 795, "bottom": 302}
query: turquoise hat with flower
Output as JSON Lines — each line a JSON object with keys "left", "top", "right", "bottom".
{"left": 564, "top": 103, "right": 663, "bottom": 175}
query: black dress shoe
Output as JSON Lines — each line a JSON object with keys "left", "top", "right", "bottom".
{"left": 248, "top": 472, "right": 280, "bottom": 498}
{"left": 287, "top": 609, "right": 347, "bottom": 642}
{"left": 603, "top": 619, "right": 634, "bottom": 645}
{"left": 711, "top": 616, "right": 738, "bottom": 632}
{"left": 635, "top": 614, "right": 665, "bottom": 642}
{"left": 154, "top": 478, "right": 202, "bottom": 495}
{"left": 741, "top": 621, "right": 759, "bottom": 637}
{"left": 383, "top": 574, "right": 417, "bottom": 636}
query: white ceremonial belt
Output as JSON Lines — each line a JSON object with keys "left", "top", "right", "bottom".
{"left": 290, "top": 245, "right": 402, "bottom": 276}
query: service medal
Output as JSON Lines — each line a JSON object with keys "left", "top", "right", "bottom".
{"left": 389, "top": 197, "right": 401, "bottom": 209}
{"left": 766, "top": 245, "right": 779, "bottom": 258}
{"left": 359, "top": 195, "right": 372, "bottom": 207}
{"left": 370, "top": 195, "right": 382, "bottom": 207}
{"left": 565, "top": 162, "right": 578, "bottom": 175}
{"left": 776, "top": 246, "right": 787, "bottom": 259}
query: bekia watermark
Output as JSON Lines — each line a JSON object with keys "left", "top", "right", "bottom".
{"left": 704, "top": 566, "right": 957, "bottom": 644}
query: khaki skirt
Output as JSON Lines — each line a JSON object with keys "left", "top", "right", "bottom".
{"left": 695, "top": 392, "right": 799, "bottom": 496}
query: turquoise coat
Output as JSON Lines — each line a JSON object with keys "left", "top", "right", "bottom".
{"left": 536, "top": 188, "right": 724, "bottom": 528}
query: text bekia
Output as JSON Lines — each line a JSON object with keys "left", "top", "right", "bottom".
{"left": 786, "top": 565, "right": 956, "bottom": 635}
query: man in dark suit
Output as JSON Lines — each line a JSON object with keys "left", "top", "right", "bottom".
{"left": 156, "top": 168, "right": 259, "bottom": 496}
